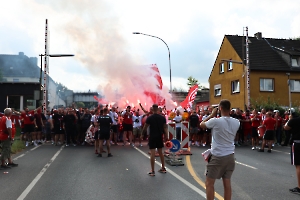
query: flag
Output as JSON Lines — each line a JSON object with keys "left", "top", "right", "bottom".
{"left": 180, "top": 84, "right": 198, "bottom": 109}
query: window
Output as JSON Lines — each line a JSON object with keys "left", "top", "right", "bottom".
{"left": 291, "top": 58, "right": 299, "bottom": 67}
{"left": 228, "top": 61, "right": 233, "bottom": 71}
{"left": 214, "top": 84, "right": 221, "bottom": 96}
{"left": 290, "top": 80, "right": 300, "bottom": 92}
{"left": 219, "top": 63, "right": 224, "bottom": 73}
{"left": 260, "top": 78, "right": 274, "bottom": 91}
{"left": 231, "top": 80, "right": 240, "bottom": 93}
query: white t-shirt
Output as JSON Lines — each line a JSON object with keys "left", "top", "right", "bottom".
{"left": 6, "top": 117, "right": 12, "bottom": 128}
{"left": 205, "top": 116, "right": 240, "bottom": 157}
{"left": 132, "top": 115, "right": 143, "bottom": 128}
{"left": 109, "top": 111, "right": 118, "bottom": 125}
{"left": 173, "top": 115, "right": 182, "bottom": 128}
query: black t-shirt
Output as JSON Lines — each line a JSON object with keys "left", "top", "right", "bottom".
{"left": 232, "top": 114, "right": 243, "bottom": 129}
{"left": 98, "top": 115, "right": 112, "bottom": 134}
{"left": 52, "top": 114, "right": 64, "bottom": 128}
{"left": 64, "top": 114, "right": 76, "bottom": 127}
{"left": 287, "top": 117, "right": 300, "bottom": 141}
{"left": 146, "top": 114, "right": 166, "bottom": 139}
{"left": 81, "top": 114, "right": 92, "bottom": 127}
{"left": 189, "top": 115, "right": 199, "bottom": 128}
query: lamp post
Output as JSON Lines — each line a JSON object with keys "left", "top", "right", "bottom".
{"left": 286, "top": 73, "right": 291, "bottom": 109}
{"left": 133, "top": 32, "right": 172, "bottom": 93}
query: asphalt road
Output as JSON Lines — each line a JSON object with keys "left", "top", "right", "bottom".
{"left": 0, "top": 142, "right": 299, "bottom": 200}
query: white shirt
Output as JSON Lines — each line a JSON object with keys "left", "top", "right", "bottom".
{"left": 173, "top": 115, "right": 182, "bottom": 128}
{"left": 6, "top": 117, "right": 12, "bottom": 128}
{"left": 205, "top": 116, "right": 240, "bottom": 157}
{"left": 109, "top": 111, "right": 118, "bottom": 125}
{"left": 132, "top": 115, "right": 143, "bottom": 128}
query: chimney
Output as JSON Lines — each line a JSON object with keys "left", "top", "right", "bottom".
{"left": 19, "top": 52, "right": 24, "bottom": 56}
{"left": 254, "top": 32, "right": 262, "bottom": 40}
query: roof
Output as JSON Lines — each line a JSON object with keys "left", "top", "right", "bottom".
{"left": 226, "top": 35, "right": 300, "bottom": 72}
{"left": 0, "top": 52, "right": 40, "bottom": 78}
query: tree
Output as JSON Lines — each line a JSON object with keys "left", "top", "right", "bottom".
{"left": 187, "top": 76, "right": 204, "bottom": 90}
{"left": 76, "top": 102, "right": 85, "bottom": 108}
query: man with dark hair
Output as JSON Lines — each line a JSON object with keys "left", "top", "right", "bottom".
{"left": 97, "top": 108, "right": 113, "bottom": 157}
{"left": 122, "top": 106, "right": 134, "bottom": 146}
{"left": 142, "top": 104, "right": 168, "bottom": 176}
{"left": 284, "top": 112, "right": 300, "bottom": 194}
{"left": 200, "top": 99, "right": 240, "bottom": 200}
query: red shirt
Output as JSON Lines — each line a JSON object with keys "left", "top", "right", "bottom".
{"left": 22, "top": 111, "right": 35, "bottom": 125}
{"left": 263, "top": 117, "right": 276, "bottom": 130}
{"left": 242, "top": 114, "right": 252, "bottom": 129}
{"left": 275, "top": 116, "right": 282, "bottom": 128}
{"left": 251, "top": 115, "right": 261, "bottom": 128}
{"left": 122, "top": 112, "right": 133, "bottom": 124}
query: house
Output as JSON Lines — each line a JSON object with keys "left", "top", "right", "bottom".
{"left": 209, "top": 33, "right": 300, "bottom": 110}
{"left": 0, "top": 52, "right": 65, "bottom": 111}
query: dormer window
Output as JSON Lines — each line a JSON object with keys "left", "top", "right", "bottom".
{"left": 291, "top": 57, "right": 299, "bottom": 67}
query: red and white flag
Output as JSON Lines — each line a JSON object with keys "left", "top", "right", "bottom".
{"left": 180, "top": 84, "right": 198, "bottom": 109}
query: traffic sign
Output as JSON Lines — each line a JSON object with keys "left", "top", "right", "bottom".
{"left": 169, "top": 139, "right": 181, "bottom": 152}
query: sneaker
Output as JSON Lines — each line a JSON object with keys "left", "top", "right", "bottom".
{"left": 148, "top": 171, "right": 155, "bottom": 176}
{"left": 130, "top": 143, "right": 135, "bottom": 147}
{"left": 51, "top": 140, "right": 54, "bottom": 145}
{"left": 25, "top": 141, "right": 29, "bottom": 147}
{"left": 97, "top": 154, "right": 102, "bottom": 157}
{"left": 158, "top": 167, "right": 167, "bottom": 173}
{"left": 7, "top": 162, "right": 18, "bottom": 167}
{"left": 73, "top": 143, "right": 77, "bottom": 147}
{"left": 267, "top": 149, "right": 272, "bottom": 153}
{"left": 289, "top": 187, "right": 300, "bottom": 194}
{"left": 195, "top": 142, "right": 200, "bottom": 147}
{"left": 34, "top": 142, "right": 38, "bottom": 147}
{"left": 108, "top": 153, "right": 113, "bottom": 157}
{"left": 65, "top": 144, "right": 69, "bottom": 147}
{"left": 1, "top": 165, "right": 11, "bottom": 169}
{"left": 139, "top": 144, "right": 143, "bottom": 147}
{"left": 110, "top": 141, "right": 114, "bottom": 144}
{"left": 258, "top": 149, "right": 264, "bottom": 152}
{"left": 252, "top": 147, "right": 255, "bottom": 150}
{"left": 202, "top": 143, "right": 206, "bottom": 147}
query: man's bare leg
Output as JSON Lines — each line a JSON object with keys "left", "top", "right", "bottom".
{"left": 205, "top": 177, "right": 216, "bottom": 200}
{"left": 222, "top": 178, "right": 232, "bottom": 200}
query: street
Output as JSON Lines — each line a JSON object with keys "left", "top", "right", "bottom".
{"left": 0, "top": 142, "right": 299, "bottom": 200}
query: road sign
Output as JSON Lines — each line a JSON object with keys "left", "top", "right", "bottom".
{"left": 169, "top": 139, "right": 181, "bottom": 153}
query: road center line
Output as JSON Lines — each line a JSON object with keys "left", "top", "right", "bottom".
{"left": 235, "top": 161, "right": 257, "bottom": 169}
{"left": 13, "top": 146, "right": 41, "bottom": 161}
{"left": 134, "top": 147, "right": 207, "bottom": 199}
{"left": 17, "top": 146, "right": 64, "bottom": 200}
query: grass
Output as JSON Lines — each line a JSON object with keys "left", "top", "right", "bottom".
{"left": 11, "top": 139, "right": 25, "bottom": 154}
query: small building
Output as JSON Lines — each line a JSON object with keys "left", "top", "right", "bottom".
{"left": 209, "top": 33, "right": 300, "bottom": 110}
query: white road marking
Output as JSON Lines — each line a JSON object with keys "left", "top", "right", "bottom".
{"left": 13, "top": 145, "right": 41, "bottom": 161}
{"left": 271, "top": 149, "right": 290, "bottom": 154}
{"left": 235, "top": 161, "right": 257, "bottom": 169}
{"left": 17, "top": 146, "right": 64, "bottom": 200}
{"left": 134, "top": 147, "right": 207, "bottom": 199}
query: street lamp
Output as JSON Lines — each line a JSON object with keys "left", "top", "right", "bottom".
{"left": 286, "top": 73, "right": 291, "bottom": 109}
{"left": 133, "top": 32, "right": 172, "bottom": 92}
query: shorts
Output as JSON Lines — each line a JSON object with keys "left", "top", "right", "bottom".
{"left": 99, "top": 132, "right": 110, "bottom": 140}
{"left": 251, "top": 127, "right": 259, "bottom": 138}
{"left": 206, "top": 153, "right": 235, "bottom": 179}
{"left": 291, "top": 142, "right": 300, "bottom": 165}
{"left": 190, "top": 127, "right": 198, "bottom": 134}
{"left": 148, "top": 137, "right": 164, "bottom": 149}
{"left": 35, "top": 126, "right": 42, "bottom": 132}
{"left": 0, "top": 139, "right": 11, "bottom": 160}
{"left": 263, "top": 130, "right": 274, "bottom": 140}
{"left": 133, "top": 127, "right": 142, "bottom": 136}
{"left": 24, "top": 124, "right": 35, "bottom": 133}
{"left": 111, "top": 125, "right": 118, "bottom": 133}
{"left": 94, "top": 130, "right": 99, "bottom": 140}
{"left": 54, "top": 128, "right": 65, "bottom": 135}
{"left": 123, "top": 123, "right": 133, "bottom": 132}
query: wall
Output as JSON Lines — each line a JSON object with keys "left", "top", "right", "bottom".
{"left": 209, "top": 36, "right": 246, "bottom": 109}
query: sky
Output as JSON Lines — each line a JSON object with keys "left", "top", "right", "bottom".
{"left": 0, "top": 0, "right": 299, "bottom": 99}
